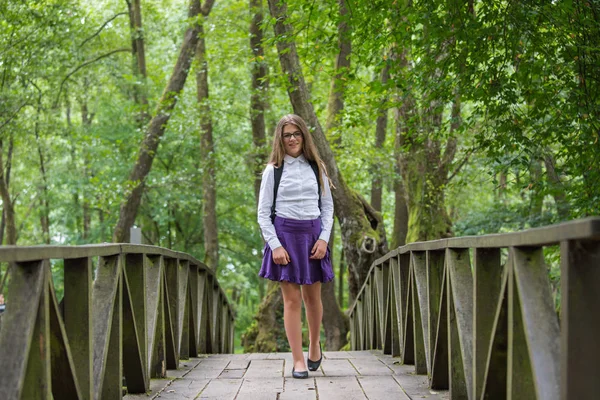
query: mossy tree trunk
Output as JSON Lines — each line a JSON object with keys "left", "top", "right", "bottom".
{"left": 241, "top": 282, "right": 288, "bottom": 352}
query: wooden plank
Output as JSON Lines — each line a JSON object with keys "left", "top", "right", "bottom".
{"left": 226, "top": 360, "right": 250, "bottom": 369}
{"left": 560, "top": 239, "right": 600, "bottom": 400}
{"left": 356, "top": 297, "right": 364, "bottom": 350}
{"left": 64, "top": 257, "right": 93, "bottom": 400}
{"left": 323, "top": 351, "right": 355, "bottom": 359}
{"left": 163, "top": 270, "right": 178, "bottom": 370}
{"left": 358, "top": 375, "right": 409, "bottom": 400}
{"left": 314, "top": 376, "right": 366, "bottom": 399}
{"left": 197, "top": 378, "right": 243, "bottom": 399}
{"left": 400, "top": 252, "right": 414, "bottom": 365}
{"left": 507, "top": 253, "right": 536, "bottom": 399}
{"left": 280, "top": 377, "right": 316, "bottom": 400}
{"left": 122, "top": 267, "right": 146, "bottom": 393}
{"left": 412, "top": 251, "right": 430, "bottom": 373}
{"left": 447, "top": 273, "right": 467, "bottom": 399}
{"left": 513, "top": 247, "right": 560, "bottom": 400}
{"left": 0, "top": 260, "right": 45, "bottom": 400}
{"left": 236, "top": 377, "right": 283, "bottom": 399}
{"left": 427, "top": 250, "right": 445, "bottom": 377}
{"left": 446, "top": 248, "right": 473, "bottom": 397}
{"left": 430, "top": 264, "right": 449, "bottom": 390}
{"left": 218, "top": 369, "right": 246, "bottom": 379}
{"left": 349, "top": 356, "right": 393, "bottom": 376}
{"left": 165, "top": 257, "right": 180, "bottom": 364}
{"left": 480, "top": 265, "right": 508, "bottom": 399}
{"left": 178, "top": 259, "right": 190, "bottom": 358}
{"left": 375, "top": 263, "right": 386, "bottom": 349}
{"left": 185, "top": 358, "right": 229, "bottom": 380}
{"left": 92, "top": 255, "right": 122, "bottom": 399}
{"left": 23, "top": 263, "right": 52, "bottom": 400}
{"left": 392, "top": 374, "right": 449, "bottom": 400}
{"left": 124, "top": 253, "right": 147, "bottom": 386}
{"left": 146, "top": 256, "right": 166, "bottom": 378}
{"left": 320, "top": 359, "right": 358, "bottom": 376}
{"left": 188, "top": 263, "right": 199, "bottom": 357}
{"left": 49, "top": 275, "right": 83, "bottom": 399}
{"left": 154, "top": 377, "right": 210, "bottom": 399}
{"left": 197, "top": 270, "right": 207, "bottom": 354}
{"left": 388, "top": 259, "right": 401, "bottom": 357}
{"left": 101, "top": 262, "right": 123, "bottom": 400}
{"left": 166, "top": 358, "right": 203, "bottom": 379}
{"left": 473, "top": 248, "right": 502, "bottom": 400}
{"left": 245, "top": 359, "right": 284, "bottom": 378}
{"left": 410, "top": 261, "right": 427, "bottom": 374}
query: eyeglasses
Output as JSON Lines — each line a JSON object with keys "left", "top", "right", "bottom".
{"left": 282, "top": 132, "right": 303, "bottom": 140}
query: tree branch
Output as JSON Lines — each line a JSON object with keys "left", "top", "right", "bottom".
{"left": 0, "top": 100, "right": 29, "bottom": 133}
{"left": 201, "top": 0, "right": 216, "bottom": 16}
{"left": 79, "top": 12, "right": 128, "bottom": 48}
{"left": 446, "top": 147, "right": 475, "bottom": 184}
{"left": 54, "top": 48, "right": 131, "bottom": 107}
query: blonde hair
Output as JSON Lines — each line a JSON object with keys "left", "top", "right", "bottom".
{"left": 268, "top": 114, "right": 331, "bottom": 190}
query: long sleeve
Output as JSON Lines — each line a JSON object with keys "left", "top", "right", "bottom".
{"left": 318, "top": 173, "right": 334, "bottom": 243}
{"left": 257, "top": 164, "right": 282, "bottom": 250}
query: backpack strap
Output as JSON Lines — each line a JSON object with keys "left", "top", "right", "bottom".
{"left": 270, "top": 163, "right": 284, "bottom": 223}
{"left": 309, "top": 160, "right": 322, "bottom": 212}
{"left": 270, "top": 160, "right": 322, "bottom": 224}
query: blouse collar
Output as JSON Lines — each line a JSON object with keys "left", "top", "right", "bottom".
{"left": 284, "top": 154, "right": 306, "bottom": 164}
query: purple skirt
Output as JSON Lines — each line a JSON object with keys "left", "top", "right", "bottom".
{"left": 259, "top": 216, "right": 334, "bottom": 285}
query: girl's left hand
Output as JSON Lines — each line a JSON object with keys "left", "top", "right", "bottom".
{"left": 310, "top": 239, "right": 328, "bottom": 260}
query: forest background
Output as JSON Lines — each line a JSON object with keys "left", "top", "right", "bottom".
{"left": 1, "top": 0, "right": 598, "bottom": 352}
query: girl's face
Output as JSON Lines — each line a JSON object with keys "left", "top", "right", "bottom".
{"left": 282, "top": 124, "right": 304, "bottom": 158}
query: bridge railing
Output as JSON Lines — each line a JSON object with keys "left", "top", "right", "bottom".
{"left": 0, "top": 244, "right": 234, "bottom": 399}
{"left": 348, "top": 217, "right": 600, "bottom": 400}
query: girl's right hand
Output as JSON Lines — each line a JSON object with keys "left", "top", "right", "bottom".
{"left": 272, "top": 246, "right": 291, "bottom": 266}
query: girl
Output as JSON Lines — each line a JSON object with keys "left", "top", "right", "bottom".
{"left": 257, "top": 114, "right": 334, "bottom": 379}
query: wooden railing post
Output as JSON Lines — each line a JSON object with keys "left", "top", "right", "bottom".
{"left": 560, "top": 239, "right": 600, "bottom": 400}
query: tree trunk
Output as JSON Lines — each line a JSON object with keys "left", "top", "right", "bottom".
{"left": 33, "top": 92, "right": 50, "bottom": 244}
{"left": 81, "top": 99, "right": 93, "bottom": 239}
{"left": 395, "top": 32, "right": 456, "bottom": 243}
{"left": 196, "top": 21, "right": 219, "bottom": 270}
{"left": 324, "top": 0, "right": 351, "bottom": 145}
{"left": 268, "top": 0, "right": 388, "bottom": 304}
{"left": 249, "top": 0, "right": 269, "bottom": 203}
{"left": 242, "top": 282, "right": 287, "bottom": 352}
{"left": 0, "top": 140, "right": 16, "bottom": 245}
{"left": 0, "top": 134, "right": 13, "bottom": 245}
{"left": 338, "top": 247, "right": 345, "bottom": 306}
{"left": 370, "top": 63, "right": 390, "bottom": 212}
{"left": 113, "top": 0, "right": 215, "bottom": 243}
{"left": 126, "top": 0, "right": 149, "bottom": 124}
{"left": 544, "top": 153, "right": 569, "bottom": 219}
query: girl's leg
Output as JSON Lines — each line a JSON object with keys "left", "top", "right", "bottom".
{"left": 301, "top": 282, "right": 322, "bottom": 361}
{"left": 280, "top": 281, "right": 306, "bottom": 371}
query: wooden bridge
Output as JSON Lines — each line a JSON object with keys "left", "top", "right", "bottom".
{"left": 0, "top": 218, "right": 599, "bottom": 399}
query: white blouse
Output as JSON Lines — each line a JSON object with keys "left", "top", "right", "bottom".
{"left": 257, "top": 154, "right": 334, "bottom": 250}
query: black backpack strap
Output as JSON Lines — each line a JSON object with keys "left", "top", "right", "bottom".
{"left": 309, "top": 160, "right": 322, "bottom": 212}
{"left": 271, "top": 163, "right": 284, "bottom": 223}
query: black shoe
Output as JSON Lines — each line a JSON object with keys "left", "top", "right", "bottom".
{"left": 307, "top": 342, "right": 322, "bottom": 371}
{"left": 292, "top": 367, "right": 309, "bottom": 379}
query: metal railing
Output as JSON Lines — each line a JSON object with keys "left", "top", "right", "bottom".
{"left": 0, "top": 244, "right": 235, "bottom": 399}
{"left": 348, "top": 217, "right": 600, "bottom": 400}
